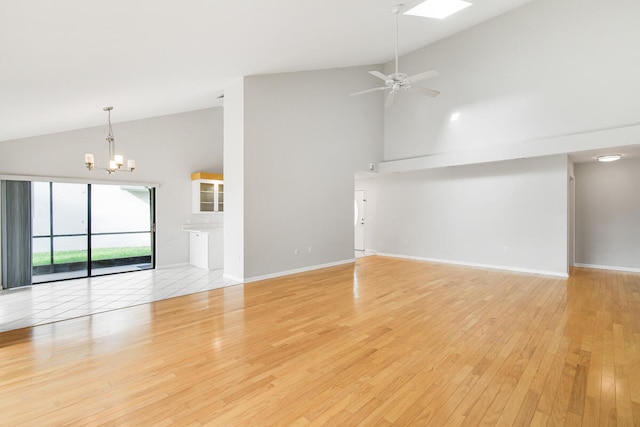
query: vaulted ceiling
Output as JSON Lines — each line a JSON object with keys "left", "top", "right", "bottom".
{"left": 0, "top": 0, "right": 534, "bottom": 142}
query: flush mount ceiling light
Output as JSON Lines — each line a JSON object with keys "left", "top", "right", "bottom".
{"left": 84, "top": 106, "right": 135, "bottom": 174}
{"left": 596, "top": 154, "right": 622, "bottom": 162}
{"left": 404, "top": 0, "right": 472, "bottom": 19}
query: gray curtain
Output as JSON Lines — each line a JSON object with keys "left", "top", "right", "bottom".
{"left": 1, "top": 180, "right": 32, "bottom": 289}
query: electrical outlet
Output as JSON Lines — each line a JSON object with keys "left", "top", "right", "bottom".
{"left": 503, "top": 246, "right": 509, "bottom": 253}
{"left": 307, "top": 246, "right": 312, "bottom": 253}
{"left": 294, "top": 248, "right": 299, "bottom": 255}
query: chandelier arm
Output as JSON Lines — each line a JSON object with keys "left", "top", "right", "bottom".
{"left": 107, "top": 107, "right": 115, "bottom": 162}
{"left": 86, "top": 106, "right": 135, "bottom": 173}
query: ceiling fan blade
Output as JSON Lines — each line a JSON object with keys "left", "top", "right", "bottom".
{"left": 369, "top": 71, "right": 389, "bottom": 81}
{"left": 410, "top": 86, "right": 441, "bottom": 98}
{"left": 350, "top": 86, "right": 386, "bottom": 96}
{"left": 408, "top": 69, "right": 439, "bottom": 84}
{"left": 385, "top": 91, "right": 396, "bottom": 108}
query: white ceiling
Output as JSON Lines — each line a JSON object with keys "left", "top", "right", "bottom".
{"left": 0, "top": 0, "right": 534, "bottom": 142}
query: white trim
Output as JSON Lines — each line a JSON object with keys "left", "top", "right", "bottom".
{"left": 223, "top": 273, "right": 244, "bottom": 283}
{"left": 237, "top": 259, "right": 355, "bottom": 284}
{"left": 0, "top": 188, "right": 2, "bottom": 287}
{"left": 573, "top": 263, "right": 640, "bottom": 274}
{"left": 223, "top": 281, "right": 242, "bottom": 288}
{"left": 376, "top": 253, "right": 569, "bottom": 278}
{"left": 378, "top": 122, "right": 640, "bottom": 174}
{"left": 157, "top": 262, "right": 189, "bottom": 269}
{"left": 0, "top": 173, "right": 160, "bottom": 188}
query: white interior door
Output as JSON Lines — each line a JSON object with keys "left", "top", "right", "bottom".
{"left": 354, "top": 190, "right": 365, "bottom": 251}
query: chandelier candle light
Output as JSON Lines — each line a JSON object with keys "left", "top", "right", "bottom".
{"left": 85, "top": 106, "right": 135, "bottom": 173}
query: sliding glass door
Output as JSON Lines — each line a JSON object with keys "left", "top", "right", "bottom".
{"left": 31, "top": 181, "right": 154, "bottom": 284}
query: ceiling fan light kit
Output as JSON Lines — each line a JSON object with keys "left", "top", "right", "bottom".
{"left": 350, "top": 3, "right": 440, "bottom": 107}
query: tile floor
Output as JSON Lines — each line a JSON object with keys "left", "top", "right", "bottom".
{"left": 0, "top": 265, "right": 239, "bottom": 333}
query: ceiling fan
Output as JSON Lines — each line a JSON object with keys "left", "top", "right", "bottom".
{"left": 350, "top": 3, "right": 440, "bottom": 107}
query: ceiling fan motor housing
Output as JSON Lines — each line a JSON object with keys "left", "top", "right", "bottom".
{"left": 348, "top": 3, "right": 439, "bottom": 104}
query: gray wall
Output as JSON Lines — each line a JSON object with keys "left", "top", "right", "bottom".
{"left": 0, "top": 107, "right": 224, "bottom": 267}
{"left": 5, "top": 0, "right": 640, "bottom": 279}
{"left": 384, "top": 0, "right": 640, "bottom": 162}
{"left": 375, "top": 155, "right": 569, "bottom": 276}
{"left": 575, "top": 158, "right": 640, "bottom": 271}
{"left": 370, "top": 0, "right": 640, "bottom": 275}
{"left": 224, "top": 66, "right": 384, "bottom": 281}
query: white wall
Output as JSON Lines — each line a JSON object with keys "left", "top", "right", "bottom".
{"left": 0, "top": 107, "right": 224, "bottom": 267}
{"left": 384, "top": 0, "right": 640, "bottom": 163}
{"left": 574, "top": 158, "right": 640, "bottom": 271}
{"left": 225, "top": 66, "right": 384, "bottom": 281}
{"left": 223, "top": 79, "right": 245, "bottom": 281}
{"left": 375, "top": 155, "right": 569, "bottom": 276}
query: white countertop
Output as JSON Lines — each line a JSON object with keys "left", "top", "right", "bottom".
{"left": 182, "top": 223, "right": 223, "bottom": 232}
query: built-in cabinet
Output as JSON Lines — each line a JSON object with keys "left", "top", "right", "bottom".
{"left": 186, "top": 172, "right": 224, "bottom": 270}
{"left": 183, "top": 225, "right": 223, "bottom": 270}
{"left": 191, "top": 172, "right": 223, "bottom": 214}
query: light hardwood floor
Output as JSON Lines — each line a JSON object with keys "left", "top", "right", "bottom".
{"left": 1, "top": 256, "right": 639, "bottom": 425}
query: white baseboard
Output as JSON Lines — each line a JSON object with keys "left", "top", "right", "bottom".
{"left": 223, "top": 273, "right": 244, "bottom": 283}
{"left": 238, "top": 259, "right": 355, "bottom": 284}
{"left": 157, "top": 262, "right": 189, "bottom": 269}
{"left": 376, "top": 252, "right": 569, "bottom": 278}
{"left": 573, "top": 263, "right": 640, "bottom": 273}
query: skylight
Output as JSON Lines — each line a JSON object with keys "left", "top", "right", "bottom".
{"left": 404, "top": 0, "right": 472, "bottom": 19}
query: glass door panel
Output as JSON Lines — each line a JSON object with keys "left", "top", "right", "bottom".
{"left": 90, "top": 185, "right": 153, "bottom": 276}
{"left": 217, "top": 183, "right": 224, "bottom": 212}
{"left": 32, "top": 182, "right": 88, "bottom": 283}
{"left": 32, "top": 182, "right": 52, "bottom": 273}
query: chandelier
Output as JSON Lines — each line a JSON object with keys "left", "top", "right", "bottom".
{"left": 84, "top": 106, "right": 135, "bottom": 173}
